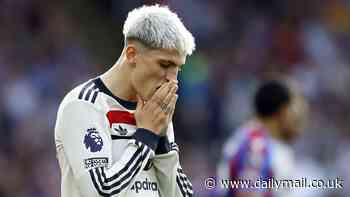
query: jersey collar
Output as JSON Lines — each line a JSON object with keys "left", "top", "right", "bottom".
{"left": 94, "top": 77, "right": 137, "bottom": 110}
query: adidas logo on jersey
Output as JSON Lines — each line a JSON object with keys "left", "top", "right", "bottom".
{"left": 130, "top": 178, "right": 158, "bottom": 193}
{"left": 113, "top": 125, "right": 128, "bottom": 136}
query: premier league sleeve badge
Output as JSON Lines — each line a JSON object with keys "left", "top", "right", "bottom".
{"left": 84, "top": 128, "right": 103, "bottom": 152}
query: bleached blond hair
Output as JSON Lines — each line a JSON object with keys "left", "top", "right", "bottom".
{"left": 123, "top": 4, "right": 195, "bottom": 56}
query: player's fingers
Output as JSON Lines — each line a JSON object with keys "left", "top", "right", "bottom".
{"left": 167, "top": 93, "right": 178, "bottom": 117}
{"left": 156, "top": 81, "right": 176, "bottom": 102}
{"left": 147, "top": 83, "right": 170, "bottom": 112}
{"left": 162, "top": 84, "right": 178, "bottom": 107}
{"left": 141, "top": 83, "right": 164, "bottom": 110}
{"left": 148, "top": 82, "right": 176, "bottom": 117}
{"left": 171, "top": 83, "right": 178, "bottom": 94}
{"left": 136, "top": 94, "right": 145, "bottom": 111}
{"left": 152, "top": 82, "right": 170, "bottom": 101}
{"left": 154, "top": 92, "right": 177, "bottom": 118}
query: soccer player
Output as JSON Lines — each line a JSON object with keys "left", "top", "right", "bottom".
{"left": 55, "top": 5, "right": 195, "bottom": 197}
{"left": 217, "top": 79, "right": 308, "bottom": 197}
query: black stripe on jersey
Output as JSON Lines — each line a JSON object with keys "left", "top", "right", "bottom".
{"left": 176, "top": 176, "right": 187, "bottom": 197}
{"left": 143, "top": 159, "right": 153, "bottom": 171}
{"left": 176, "top": 167, "right": 193, "bottom": 197}
{"left": 89, "top": 147, "right": 144, "bottom": 196}
{"left": 179, "top": 173, "right": 193, "bottom": 191}
{"left": 89, "top": 145, "right": 151, "bottom": 195}
{"left": 78, "top": 81, "right": 93, "bottom": 100}
{"left": 98, "top": 147, "right": 148, "bottom": 189}
{"left": 84, "top": 84, "right": 96, "bottom": 100}
{"left": 89, "top": 170, "right": 109, "bottom": 196}
{"left": 78, "top": 81, "right": 100, "bottom": 104}
{"left": 91, "top": 89, "right": 99, "bottom": 103}
{"left": 111, "top": 161, "right": 143, "bottom": 195}
{"left": 170, "top": 142, "right": 179, "bottom": 152}
{"left": 105, "top": 145, "right": 144, "bottom": 182}
{"left": 107, "top": 149, "right": 150, "bottom": 195}
{"left": 89, "top": 146, "right": 144, "bottom": 195}
{"left": 111, "top": 135, "right": 132, "bottom": 140}
{"left": 178, "top": 168, "right": 193, "bottom": 191}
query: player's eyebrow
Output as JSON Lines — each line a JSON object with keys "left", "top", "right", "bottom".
{"left": 159, "top": 59, "right": 182, "bottom": 68}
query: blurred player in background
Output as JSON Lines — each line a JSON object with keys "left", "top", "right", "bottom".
{"left": 55, "top": 5, "right": 195, "bottom": 197}
{"left": 217, "top": 78, "right": 308, "bottom": 197}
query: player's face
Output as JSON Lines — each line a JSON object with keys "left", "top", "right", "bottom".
{"left": 280, "top": 90, "right": 308, "bottom": 141}
{"left": 131, "top": 47, "right": 185, "bottom": 101}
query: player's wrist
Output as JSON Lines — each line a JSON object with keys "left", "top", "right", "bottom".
{"left": 155, "top": 136, "right": 171, "bottom": 154}
{"left": 133, "top": 128, "right": 161, "bottom": 151}
{"left": 136, "top": 124, "right": 163, "bottom": 135}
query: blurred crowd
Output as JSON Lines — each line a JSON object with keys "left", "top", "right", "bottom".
{"left": 0, "top": 0, "right": 349, "bottom": 196}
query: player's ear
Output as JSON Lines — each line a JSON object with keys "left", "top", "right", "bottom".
{"left": 125, "top": 44, "right": 137, "bottom": 65}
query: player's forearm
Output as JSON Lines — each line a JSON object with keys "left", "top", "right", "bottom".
{"left": 152, "top": 139, "right": 193, "bottom": 197}
{"left": 87, "top": 143, "right": 151, "bottom": 196}
{"left": 154, "top": 163, "right": 193, "bottom": 197}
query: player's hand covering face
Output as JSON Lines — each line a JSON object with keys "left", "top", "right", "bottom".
{"left": 134, "top": 81, "right": 178, "bottom": 135}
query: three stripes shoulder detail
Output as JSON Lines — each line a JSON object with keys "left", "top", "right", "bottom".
{"left": 78, "top": 81, "right": 100, "bottom": 104}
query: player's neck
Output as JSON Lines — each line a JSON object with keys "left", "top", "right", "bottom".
{"left": 100, "top": 59, "right": 137, "bottom": 102}
{"left": 257, "top": 117, "right": 283, "bottom": 141}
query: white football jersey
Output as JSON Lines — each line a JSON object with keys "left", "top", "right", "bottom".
{"left": 55, "top": 77, "right": 193, "bottom": 197}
